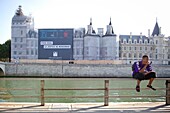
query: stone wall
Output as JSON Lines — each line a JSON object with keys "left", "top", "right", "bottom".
{"left": 5, "top": 63, "right": 170, "bottom": 77}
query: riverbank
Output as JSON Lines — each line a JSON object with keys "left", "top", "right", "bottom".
{"left": 4, "top": 63, "right": 170, "bottom": 77}
{"left": 0, "top": 102, "right": 169, "bottom": 113}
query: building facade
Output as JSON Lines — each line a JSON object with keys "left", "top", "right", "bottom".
{"left": 11, "top": 6, "right": 170, "bottom": 64}
{"left": 119, "top": 21, "right": 170, "bottom": 64}
{"left": 11, "top": 6, "right": 38, "bottom": 60}
{"left": 73, "top": 18, "right": 119, "bottom": 60}
{"left": 73, "top": 28, "right": 85, "bottom": 60}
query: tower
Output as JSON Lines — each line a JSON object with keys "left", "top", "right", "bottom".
{"left": 11, "top": 5, "right": 37, "bottom": 60}
{"left": 151, "top": 18, "right": 164, "bottom": 64}
{"left": 101, "top": 17, "right": 118, "bottom": 60}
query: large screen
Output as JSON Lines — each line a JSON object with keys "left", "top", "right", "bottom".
{"left": 38, "top": 29, "right": 73, "bottom": 60}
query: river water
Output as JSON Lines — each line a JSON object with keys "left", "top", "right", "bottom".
{"left": 0, "top": 79, "right": 166, "bottom": 103}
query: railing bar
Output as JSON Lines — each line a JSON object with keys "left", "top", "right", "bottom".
{"left": 0, "top": 96, "right": 39, "bottom": 98}
{"left": 1, "top": 95, "right": 169, "bottom": 99}
{"left": 109, "top": 96, "right": 168, "bottom": 98}
{"left": 44, "top": 88, "right": 104, "bottom": 90}
{"left": 45, "top": 96, "right": 104, "bottom": 98}
{"left": 0, "top": 88, "right": 37, "bottom": 90}
{"left": 0, "top": 88, "right": 168, "bottom": 91}
{"left": 43, "top": 95, "right": 170, "bottom": 98}
{"left": 109, "top": 88, "right": 169, "bottom": 90}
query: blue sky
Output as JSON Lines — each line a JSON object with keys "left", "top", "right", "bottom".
{"left": 0, "top": 0, "right": 170, "bottom": 44}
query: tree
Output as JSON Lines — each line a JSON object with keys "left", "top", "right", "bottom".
{"left": 0, "top": 40, "right": 11, "bottom": 62}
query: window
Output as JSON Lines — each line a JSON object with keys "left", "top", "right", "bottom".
{"left": 140, "top": 47, "right": 142, "bottom": 50}
{"left": 119, "top": 47, "right": 121, "bottom": 51}
{"left": 35, "top": 49, "right": 38, "bottom": 55}
{"left": 14, "top": 45, "right": 17, "bottom": 48}
{"left": 85, "top": 47, "right": 89, "bottom": 55}
{"left": 129, "top": 47, "right": 131, "bottom": 50}
{"left": 168, "top": 55, "right": 170, "bottom": 59}
{"left": 139, "top": 40, "right": 142, "bottom": 44}
{"left": 123, "top": 53, "right": 126, "bottom": 57}
{"left": 124, "top": 47, "right": 126, "bottom": 50}
{"left": 31, "top": 50, "right": 34, "bottom": 55}
{"left": 129, "top": 53, "right": 131, "bottom": 58}
{"left": 105, "top": 47, "right": 107, "bottom": 55}
{"left": 145, "top": 47, "right": 147, "bottom": 50}
{"left": 139, "top": 53, "right": 142, "bottom": 58}
{"left": 134, "top": 41, "right": 137, "bottom": 44}
{"left": 18, "top": 52, "right": 22, "bottom": 55}
{"left": 76, "top": 49, "right": 80, "bottom": 55}
{"left": 134, "top": 47, "right": 137, "bottom": 50}
{"left": 134, "top": 53, "right": 137, "bottom": 58}
{"left": 151, "top": 47, "right": 152, "bottom": 50}
{"left": 15, "top": 38, "right": 17, "bottom": 42}
{"left": 21, "top": 30, "right": 23, "bottom": 35}
{"left": 31, "top": 41, "right": 34, "bottom": 46}
{"left": 35, "top": 41, "right": 38, "bottom": 47}
{"left": 156, "top": 49, "right": 158, "bottom": 53}
{"left": 124, "top": 40, "right": 126, "bottom": 44}
{"left": 150, "top": 41, "right": 152, "bottom": 44}
{"left": 13, "top": 51, "right": 17, "bottom": 55}
{"left": 20, "top": 45, "right": 22, "bottom": 48}
{"left": 156, "top": 55, "right": 158, "bottom": 59}
{"left": 73, "top": 49, "right": 76, "bottom": 55}
{"left": 156, "top": 40, "right": 158, "bottom": 44}
{"left": 150, "top": 54, "right": 152, "bottom": 58}
{"left": 20, "top": 38, "right": 23, "bottom": 42}
{"left": 26, "top": 49, "right": 29, "bottom": 55}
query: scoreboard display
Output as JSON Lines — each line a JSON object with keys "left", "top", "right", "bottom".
{"left": 38, "top": 29, "right": 73, "bottom": 60}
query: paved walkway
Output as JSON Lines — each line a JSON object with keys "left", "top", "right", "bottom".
{"left": 0, "top": 102, "right": 170, "bottom": 113}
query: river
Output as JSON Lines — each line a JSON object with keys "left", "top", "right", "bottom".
{"left": 0, "top": 78, "right": 166, "bottom": 103}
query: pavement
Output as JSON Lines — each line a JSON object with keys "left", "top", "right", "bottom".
{"left": 0, "top": 102, "right": 170, "bottom": 113}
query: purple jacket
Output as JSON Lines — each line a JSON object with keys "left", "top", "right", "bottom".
{"left": 132, "top": 61, "right": 152, "bottom": 76}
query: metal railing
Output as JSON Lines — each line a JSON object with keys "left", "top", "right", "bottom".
{"left": 0, "top": 77, "right": 170, "bottom": 106}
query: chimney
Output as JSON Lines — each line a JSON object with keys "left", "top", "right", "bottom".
{"left": 140, "top": 32, "right": 142, "bottom": 38}
{"left": 159, "top": 27, "right": 161, "bottom": 35}
{"left": 130, "top": 32, "right": 132, "bottom": 38}
{"left": 97, "top": 28, "right": 103, "bottom": 36}
{"left": 148, "top": 29, "right": 150, "bottom": 38}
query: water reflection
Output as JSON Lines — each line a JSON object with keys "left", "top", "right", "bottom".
{"left": 0, "top": 79, "right": 166, "bottom": 103}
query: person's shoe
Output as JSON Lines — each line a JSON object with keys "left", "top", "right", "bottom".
{"left": 136, "top": 85, "right": 140, "bottom": 92}
{"left": 147, "top": 85, "right": 156, "bottom": 91}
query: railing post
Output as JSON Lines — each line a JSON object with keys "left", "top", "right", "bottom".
{"left": 104, "top": 80, "right": 109, "bottom": 106}
{"left": 40, "top": 80, "right": 45, "bottom": 106}
{"left": 166, "top": 80, "right": 170, "bottom": 105}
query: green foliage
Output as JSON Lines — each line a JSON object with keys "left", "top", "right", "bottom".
{"left": 0, "top": 40, "right": 11, "bottom": 61}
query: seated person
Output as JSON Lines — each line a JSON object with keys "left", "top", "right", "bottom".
{"left": 132, "top": 55, "right": 156, "bottom": 92}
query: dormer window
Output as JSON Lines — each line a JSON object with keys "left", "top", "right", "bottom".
{"left": 134, "top": 40, "right": 137, "bottom": 44}
{"left": 139, "top": 40, "right": 142, "bottom": 44}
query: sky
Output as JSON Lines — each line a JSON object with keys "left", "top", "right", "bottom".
{"left": 0, "top": 0, "right": 170, "bottom": 44}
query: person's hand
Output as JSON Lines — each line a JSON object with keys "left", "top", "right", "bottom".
{"left": 145, "top": 62, "right": 150, "bottom": 67}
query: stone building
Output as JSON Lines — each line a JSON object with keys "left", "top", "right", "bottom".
{"left": 83, "top": 18, "right": 100, "bottom": 60}
{"left": 119, "top": 20, "right": 170, "bottom": 64}
{"left": 73, "top": 28, "right": 85, "bottom": 60}
{"left": 11, "top": 6, "right": 38, "bottom": 60}
{"left": 73, "top": 18, "right": 119, "bottom": 60}
{"left": 100, "top": 18, "right": 119, "bottom": 60}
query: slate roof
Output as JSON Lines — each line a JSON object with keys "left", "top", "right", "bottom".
{"left": 152, "top": 22, "right": 160, "bottom": 36}
{"left": 119, "top": 35, "right": 150, "bottom": 43}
